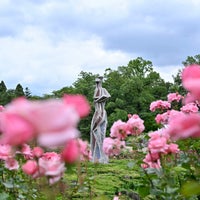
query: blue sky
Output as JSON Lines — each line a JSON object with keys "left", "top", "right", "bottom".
{"left": 0, "top": 0, "right": 200, "bottom": 95}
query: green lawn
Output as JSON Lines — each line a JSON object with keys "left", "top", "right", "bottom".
{"left": 39, "top": 158, "right": 142, "bottom": 200}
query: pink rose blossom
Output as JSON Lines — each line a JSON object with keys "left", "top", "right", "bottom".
{"left": 180, "top": 103, "right": 199, "bottom": 113}
{"left": 4, "top": 158, "right": 19, "bottom": 170}
{"left": 155, "top": 111, "right": 170, "bottom": 125}
{"left": 77, "top": 139, "right": 91, "bottom": 161}
{"left": 110, "top": 120, "right": 128, "bottom": 140}
{"left": 0, "top": 105, "right": 4, "bottom": 111}
{"left": 103, "top": 137, "right": 125, "bottom": 157}
{"left": 24, "top": 100, "right": 80, "bottom": 133}
{"left": 148, "top": 136, "right": 169, "bottom": 154}
{"left": 63, "top": 94, "right": 90, "bottom": 118}
{"left": 150, "top": 100, "right": 171, "bottom": 112}
{"left": 32, "top": 147, "right": 44, "bottom": 158}
{"left": 143, "top": 153, "right": 161, "bottom": 169}
{"left": 0, "top": 144, "right": 13, "bottom": 160}
{"left": 2, "top": 97, "right": 80, "bottom": 136}
{"left": 168, "top": 113, "right": 200, "bottom": 140}
{"left": 167, "top": 143, "right": 180, "bottom": 154}
{"left": 126, "top": 114, "right": 145, "bottom": 135}
{"left": 168, "top": 110, "right": 185, "bottom": 124}
{"left": 22, "top": 160, "right": 38, "bottom": 175}
{"left": 16, "top": 144, "right": 33, "bottom": 160}
{"left": 182, "top": 65, "right": 200, "bottom": 101}
{"left": 38, "top": 152, "right": 65, "bottom": 184}
{"left": 37, "top": 127, "right": 79, "bottom": 148}
{"left": 0, "top": 113, "right": 35, "bottom": 146}
{"left": 167, "top": 92, "right": 183, "bottom": 103}
{"left": 61, "top": 139, "right": 80, "bottom": 164}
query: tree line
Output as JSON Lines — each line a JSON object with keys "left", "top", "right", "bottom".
{"left": 1, "top": 54, "right": 200, "bottom": 140}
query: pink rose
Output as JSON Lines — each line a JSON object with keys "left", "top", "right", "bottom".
{"left": 77, "top": 139, "right": 91, "bottom": 161}
{"left": 0, "top": 144, "right": 13, "bottom": 160}
{"left": 38, "top": 152, "right": 65, "bottom": 177}
{"left": 110, "top": 120, "right": 128, "bottom": 140}
{"left": 0, "top": 113, "right": 35, "bottom": 146}
{"left": 0, "top": 105, "right": 4, "bottom": 111}
{"left": 61, "top": 139, "right": 80, "bottom": 164}
{"left": 180, "top": 103, "right": 199, "bottom": 113}
{"left": 167, "top": 143, "right": 180, "bottom": 154}
{"left": 182, "top": 65, "right": 200, "bottom": 100}
{"left": 22, "top": 160, "right": 38, "bottom": 175}
{"left": 168, "top": 113, "right": 200, "bottom": 140}
{"left": 167, "top": 92, "right": 182, "bottom": 103}
{"left": 32, "top": 147, "right": 44, "bottom": 158}
{"left": 63, "top": 94, "right": 90, "bottom": 118}
{"left": 150, "top": 100, "right": 171, "bottom": 112}
{"left": 37, "top": 127, "right": 79, "bottom": 148}
{"left": 126, "top": 115, "right": 145, "bottom": 135}
{"left": 103, "top": 137, "right": 125, "bottom": 157}
{"left": 4, "top": 158, "right": 19, "bottom": 170}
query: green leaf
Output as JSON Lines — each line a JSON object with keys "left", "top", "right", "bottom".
{"left": 0, "top": 192, "right": 9, "bottom": 200}
{"left": 3, "top": 181, "right": 14, "bottom": 188}
{"left": 181, "top": 181, "right": 200, "bottom": 197}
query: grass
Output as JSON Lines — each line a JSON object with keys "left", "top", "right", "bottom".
{"left": 49, "top": 157, "right": 142, "bottom": 200}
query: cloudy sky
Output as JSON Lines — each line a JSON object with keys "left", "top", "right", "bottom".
{"left": 0, "top": 0, "right": 200, "bottom": 95}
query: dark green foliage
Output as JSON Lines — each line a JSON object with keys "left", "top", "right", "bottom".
{"left": 15, "top": 83, "right": 25, "bottom": 97}
{"left": 2, "top": 55, "right": 198, "bottom": 139}
{"left": 24, "top": 87, "right": 32, "bottom": 98}
{"left": 182, "top": 54, "right": 200, "bottom": 66}
{"left": 0, "top": 81, "right": 7, "bottom": 93}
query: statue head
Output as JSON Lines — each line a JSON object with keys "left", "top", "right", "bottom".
{"left": 95, "top": 76, "right": 103, "bottom": 83}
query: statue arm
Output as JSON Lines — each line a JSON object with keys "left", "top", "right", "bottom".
{"left": 94, "top": 88, "right": 111, "bottom": 103}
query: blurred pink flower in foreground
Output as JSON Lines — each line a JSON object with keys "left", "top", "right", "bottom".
{"left": 63, "top": 94, "right": 90, "bottom": 118}
{"left": 182, "top": 64, "right": 200, "bottom": 101}
{"left": 0, "top": 105, "right": 4, "bottom": 111}
{"left": 0, "top": 144, "right": 13, "bottom": 160}
{"left": 61, "top": 139, "right": 80, "bottom": 164}
{"left": 168, "top": 113, "right": 200, "bottom": 140}
{"left": 0, "top": 95, "right": 90, "bottom": 147}
{"left": 61, "top": 138, "right": 91, "bottom": 163}
{"left": 0, "top": 113, "right": 35, "bottom": 146}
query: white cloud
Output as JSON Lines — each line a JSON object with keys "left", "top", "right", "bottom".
{"left": 0, "top": 0, "right": 199, "bottom": 96}
{"left": 154, "top": 65, "right": 182, "bottom": 83}
{"left": 0, "top": 26, "right": 132, "bottom": 95}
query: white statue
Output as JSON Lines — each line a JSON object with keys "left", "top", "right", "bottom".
{"left": 90, "top": 76, "right": 111, "bottom": 163}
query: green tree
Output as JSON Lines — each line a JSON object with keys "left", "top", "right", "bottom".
{"left": 6, "top": 89, "right": 16, "bottom": 104}
{"left": 0, "top": 81, "right": 8, "bottom": 105}
{"left": 52, "top": 86, "right": 76, "bottom": 98}
{"left": 0, "top": 81, "right": 7, "bottom": 93}
{"left": 15, "top": 83, "right": 25, "bottom": 97}
{"left": 182, "top": 54, "right": 200, "bottom": 66}
{"left": 103, "top": 57, "right": 169, "bottom": 132}
{"left": 118, "top": 57, "right": 153, "bottom": 78}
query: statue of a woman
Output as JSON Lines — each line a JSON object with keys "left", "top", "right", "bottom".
{"left": 90, "top": 76, "right": 111, "bottom": 163}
